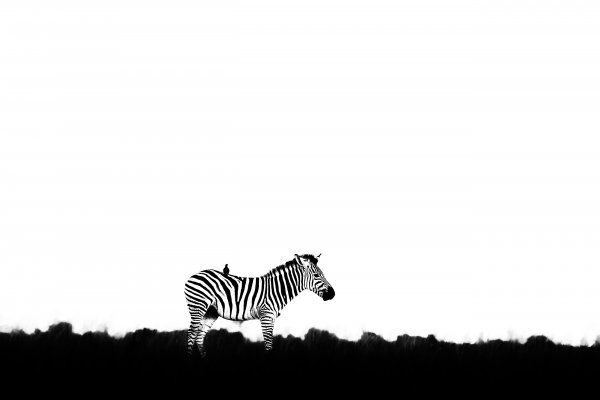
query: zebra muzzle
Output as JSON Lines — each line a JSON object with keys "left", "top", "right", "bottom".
{"left": 322, "top": 287, "right": 335, "bottom": 301}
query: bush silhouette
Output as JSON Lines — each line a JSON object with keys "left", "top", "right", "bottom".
{"left": 2, "top": 322, "right": 599, "bottom": 396}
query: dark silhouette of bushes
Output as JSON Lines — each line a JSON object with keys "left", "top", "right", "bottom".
{"left": 1, "top": 322, "right": 599, "bottom": 396}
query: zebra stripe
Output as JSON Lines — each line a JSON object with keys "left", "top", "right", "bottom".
{"left": 184, "top": 254, "right": 335, "bottom": 356}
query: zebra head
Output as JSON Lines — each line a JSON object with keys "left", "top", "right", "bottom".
{"left": 295, "top": 253, "right": 335, "bottom": 301}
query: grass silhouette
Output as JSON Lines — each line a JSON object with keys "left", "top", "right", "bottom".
{"left": 2, "top": 322, "right": 599, "bottom": 396}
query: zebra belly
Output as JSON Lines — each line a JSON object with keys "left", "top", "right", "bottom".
{"left": 213, "top": 302, "right": 257, "bottom": 321}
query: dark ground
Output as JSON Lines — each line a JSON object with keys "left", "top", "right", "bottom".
{"left": 1, "top": 322, "right": 599, "bottom": 397}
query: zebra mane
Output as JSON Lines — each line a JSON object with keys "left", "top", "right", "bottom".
{"left": 265, "top": 259, "right": 299, "bottom": 277}
{"left": 300, "top": 254, "right": 319, "bottom": 265}
{"left": 264, "top": 254, "right": 319, "bottom": 277}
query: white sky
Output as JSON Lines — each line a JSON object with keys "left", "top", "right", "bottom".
{"left": 1, "top": 0, "right": 600, "bottom": 345}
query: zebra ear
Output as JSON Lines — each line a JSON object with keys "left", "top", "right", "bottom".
{"left": 317, "top": 253, "right": 321, "bottom": 258}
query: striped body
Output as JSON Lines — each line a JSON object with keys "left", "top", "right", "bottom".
{"left": 184, "top": 254, "right": 335, "bottom": 356}
{"left": 185, "top": 269, "right": 303, "bottom": 321}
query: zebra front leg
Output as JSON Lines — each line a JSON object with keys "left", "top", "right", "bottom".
{"left": 195, "top": 306, "right": 219, "bottom": 357}
{"left": 259, "top": 311, "right": 276, "bottom": 351}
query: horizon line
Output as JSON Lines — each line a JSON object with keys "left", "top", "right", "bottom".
{"left": 3, "top": 321, "right": 600, "bottom": 348}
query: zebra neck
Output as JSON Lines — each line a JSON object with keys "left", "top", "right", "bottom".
{"left": 263, "top": 263, "right": 305, "bottom": 310}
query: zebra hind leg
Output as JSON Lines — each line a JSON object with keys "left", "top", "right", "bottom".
{"left": 187, "top": 305, "right": 208, "bottom": 357}
{"left": 195, "top": 306, "right": 219, "bottom": 357}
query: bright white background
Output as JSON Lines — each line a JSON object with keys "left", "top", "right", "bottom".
{"left": 1, "top": 0, "right": 599, "bottom": 345}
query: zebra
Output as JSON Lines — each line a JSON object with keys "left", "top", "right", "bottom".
{"left": 184, "top": 253, "right": 335, "bottom": 356}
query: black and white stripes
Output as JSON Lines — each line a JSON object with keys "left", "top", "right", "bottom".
{"left": 184, "top": 253, "right": 335, "bottom": 356}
